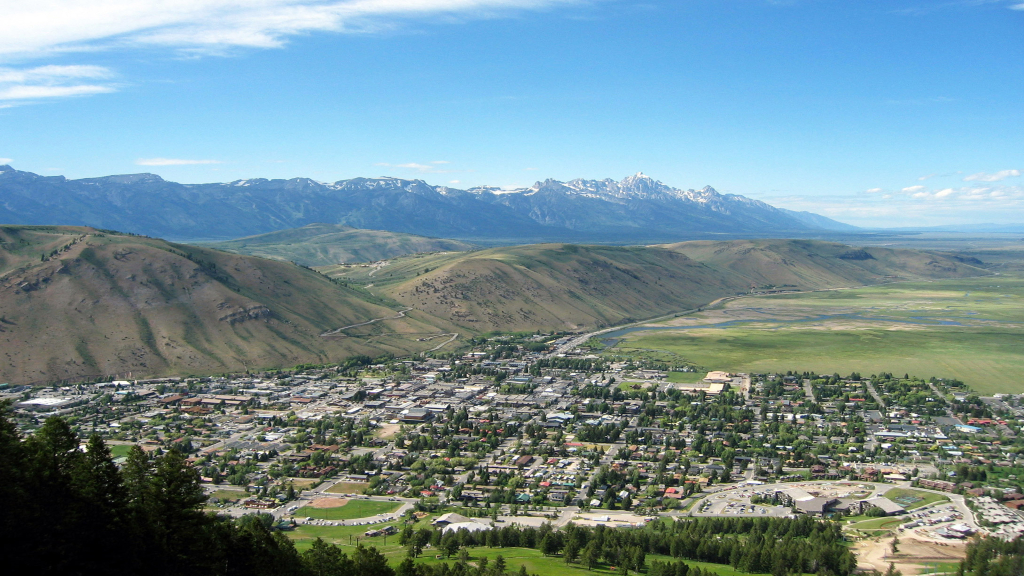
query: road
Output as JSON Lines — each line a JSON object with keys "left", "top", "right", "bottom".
{"left": 865, "top": 379, "right": 887, "bottom": 409}
{"left": 803, "top": 378, "right": 816, "bottom": 403}
{"left": 320, "top": 308, "right": 412, "bottom": 337}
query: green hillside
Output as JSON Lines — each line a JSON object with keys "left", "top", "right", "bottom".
{"left": 203, "top": 223, "right": 476, "bottom": 266}
{"left": 323, "top": 240, "right": 986, "bottom": 333}
{"left": 0, "top": 226, "right": 460, "bottom": 385}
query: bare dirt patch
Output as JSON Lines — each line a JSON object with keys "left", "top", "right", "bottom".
{"left": 375, "top": 423, "right": 401, "bottom": 439}
{"left": 854, "top": 536, "right": 966, "bottom": 575}
{"left": 309, "top": 497, "right": 349, "bottom": 509}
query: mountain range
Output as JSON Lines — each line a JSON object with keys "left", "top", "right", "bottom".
{"left": 0, "top": 166, "right": 855, "bottom": 243}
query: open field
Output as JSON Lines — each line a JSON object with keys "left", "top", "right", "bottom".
{"left": 208, "top": 489, "right": 247, "bottom": 503}
{"left": 884, "top": 488, "right": 950, "bottom": 510}
{"left": 109, "top": 444, "right": 135, "bottom": 458}
{"left": 665, "top": 371, "right": 706, "bottom": 384}
{"left": 326, "top": 481, "right": 371, "bottom": 495}
{"left": 286, "top": 478, "right": 321, "bottom": 490}
{"left": 294, "top": 499, "right": 400, "bottom": 520}
{"left": 611, "top": 275, "right": 1024, "bottom": 393}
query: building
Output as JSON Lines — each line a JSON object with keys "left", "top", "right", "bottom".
{"left": 865, "top": 497, "right": 906, "bottom": 516}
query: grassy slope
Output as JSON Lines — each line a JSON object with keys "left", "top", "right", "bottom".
{"left": 323, "top": 240, "right": 985, "bottom": 334}
{"left": 204, "top": 223, "right": 476, "bottom": 266}
{"left": 618, "top": 275, "right": 1024, "bottom": 392}
{"left": 0, "top": 226, "right": 459, "bottom": 385}
{"left": 331, "top": 244, "right": 739, "bottom": 332}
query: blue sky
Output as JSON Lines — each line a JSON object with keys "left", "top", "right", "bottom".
{"left": 0, "top": 0, "right": 1022, "bottom": 227}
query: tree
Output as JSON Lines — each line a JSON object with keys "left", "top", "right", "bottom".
{"left": 582, "top": 541, "right": 601, "bottom": 571}
{"left": 396, "top": 557, "right": 418, "bottom": 576}
{"left": 441, "top": 532, "right": 460, "bottom": 558}
{"left": 629, "top": 546, "right": 646, "bottom": 573}
{"left": 352, "top": 543, "right": 395, "bottom": 576}
{"left": 890, "top": 535, "right": 899, "bottom": 555}
{"left": 564, "top": 538, "right": 581, "bottom": 564}
{"left": 302, "top": 538, "right": 353, "bottom": 576}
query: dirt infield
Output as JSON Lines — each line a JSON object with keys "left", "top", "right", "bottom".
{"left": 309, "top": 497, "right": 349, "bottom": 509}
{"left": 854, "top": 536, "right": 966, "bottom": 575}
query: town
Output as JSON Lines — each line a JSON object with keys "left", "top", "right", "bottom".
{"left": 6, "top": 331, "right": 1024, "bottom": 574}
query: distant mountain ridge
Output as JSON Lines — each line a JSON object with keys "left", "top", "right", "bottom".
{"left": 0, "top": 165, "right": 855, "bottom": 243}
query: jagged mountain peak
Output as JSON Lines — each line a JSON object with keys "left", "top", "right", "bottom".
{"left": 0, "top": 165, "right": 856, "bottom": 241}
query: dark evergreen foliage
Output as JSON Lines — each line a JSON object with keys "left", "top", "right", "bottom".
{"left": 0, "top": 401, "right": 392, "bottom": 576}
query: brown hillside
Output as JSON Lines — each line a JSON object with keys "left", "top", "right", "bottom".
{"left": 339, "top": 240, "right": 987, "bottom": 333}
{"left": 0, "top": 226, "right": 456, "bottom": 385}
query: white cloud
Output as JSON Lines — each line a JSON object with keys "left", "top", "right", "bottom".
{"left": 0, "top": 84, "right": 114, "bottom": 99}
{"left": 912, "top": 191, "right": 930, "bottom": 199}
{"left": 934, "top": 188, "right": 956, "bottom": 198}
{"left": 865, "top": 187, "right": 883, "bottom": 193}
{"left": 963, "top": 169, "right": 1020, "bottom": 182}
{"left": 0, "top": 64, "right": 117, "bottom": 103}
{"left": 376, "top": 161, "right": 454, "bottom": 173}
{"left": 0, "top": 158, "right": 12, "bottom": 164}
{"left": 431, "top": 160, "right": 450, "bottom": 165}
{"left": 449, "top": 179, "right": 460, "bottom": 184}
{"left": 0, "top": 0, "right": 581, "bottom": 58}
{"left": 902, "top": 185, "right": 926, "bottom": 193}
{"left": 135, "top": 158, "right": 222, "bottom": 166}
{"left": 917, "top": 174, "right": 935, "bottom": 181}
{"left": 1012, "top": 3, "right": 1024, "bottom": 10}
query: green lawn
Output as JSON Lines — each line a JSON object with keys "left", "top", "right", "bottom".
{"left": 847, "top": 517, "right": 906, "bottom": 531}
{"left": 294, "top": 499, "right": 401, "bottom": 520}
{"left": 109, "top": 444, "right": 135, "bottom": 458}
{"left": 883, "top": 488, "right": 949, "bottom": 510}
{"left": 326, "top": 481, "right": 371, "bottom": 495}
{"left": 209, "top": 489, "right": 247, "bottom": 503}
{"left": 615, "top": 275, "right": 1024, "bottom": 394}
{"left": 665, "top": 371, "right": 706, "bottom": 384}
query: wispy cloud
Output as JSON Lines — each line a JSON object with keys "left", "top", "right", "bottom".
{"left": 963, "top": 169, "right": 1020, "bottom": 182}
{"left": 865, "top": 187, "right": 883, "bottom": 193}
{"left": 376, "top": 161, "right": 454, "bottom": 174}
{"left": 0, "top": 158, "right": 13, "bottom": 164}
{"left": 0, "top": 65, "right": 117, "bottom": 104}
{"left": 0, "top": 1, "right": 582, "bottom": 58}
{"left": 136, "top": 158, "right": 222, "bottom": 166}
{"left": 1011, "top": 3, "right": 1024, "bottom": 10}
{"left": 901, "top": 185, "right": 926, "bottom": 193}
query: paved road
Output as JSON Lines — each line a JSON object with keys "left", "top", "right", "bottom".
{"left": 865, "top": 379, "right": 886, "bottom": 409}
{"left": 803, "top": 378, "right": 816, "bottom": 403}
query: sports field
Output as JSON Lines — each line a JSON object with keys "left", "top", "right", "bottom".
{"left": 611, "top": 275, "right": 1024, "bottom": 394}
{"left": 294, "top": 499, "right": 400, "bottom": 520}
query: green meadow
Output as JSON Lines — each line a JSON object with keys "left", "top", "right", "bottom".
{"left": 614, "top": 275, "right": 1024, "bottom": 394}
